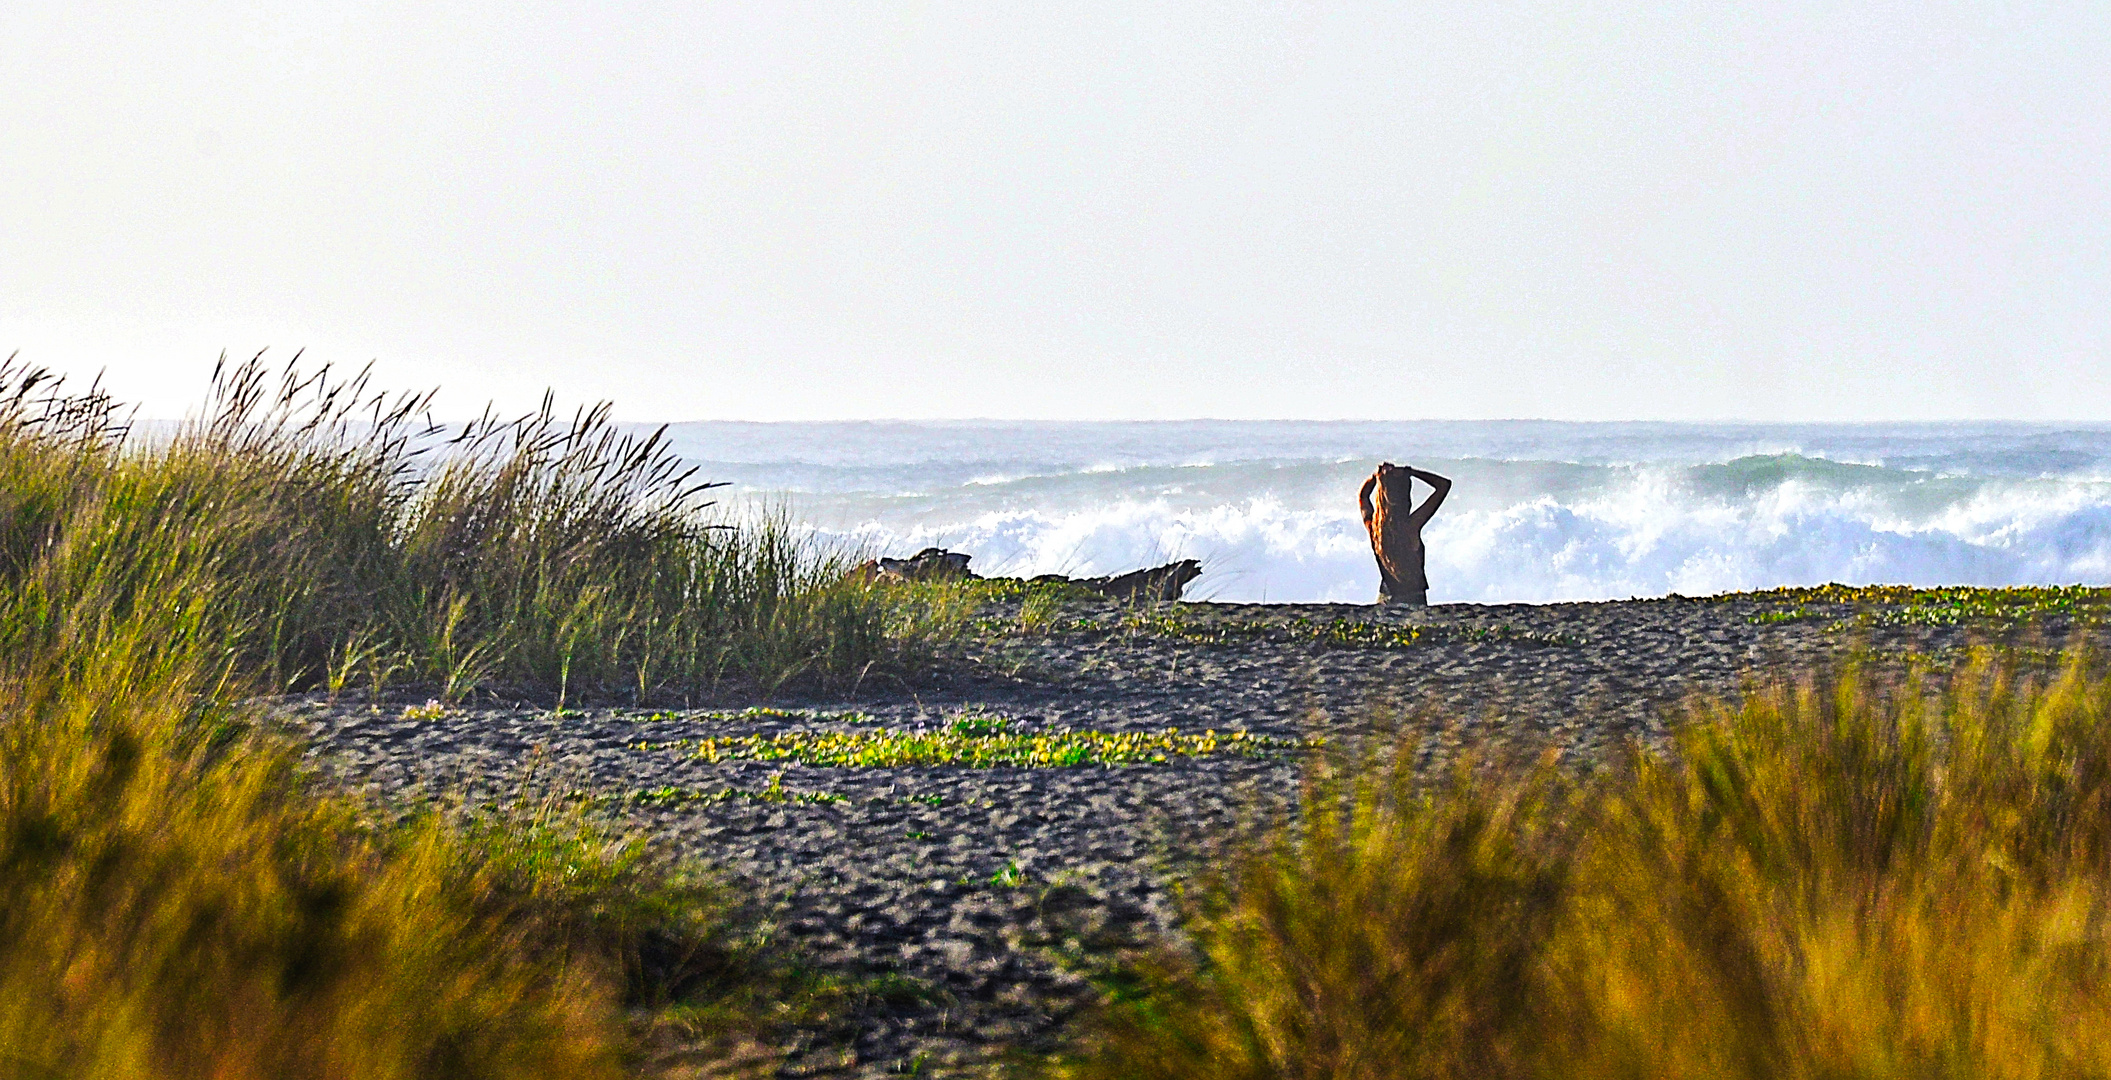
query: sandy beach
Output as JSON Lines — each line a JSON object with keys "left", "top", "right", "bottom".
{"left": 278, "top": 592, "right": 2107, "bottom": 1077}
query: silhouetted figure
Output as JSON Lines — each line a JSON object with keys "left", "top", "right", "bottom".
{"left": 1359, "top": 463, "right": 1451, "bottom": 605}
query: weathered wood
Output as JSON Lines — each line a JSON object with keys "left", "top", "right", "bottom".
{"left": 849, "top": 547, "right": 979, "bottom": 584}
{"left": 1075, "top": 559, "right": 1203, "bottom": 602}
{"left": 855, "top": 549, "right": 1203, "bottom": 601}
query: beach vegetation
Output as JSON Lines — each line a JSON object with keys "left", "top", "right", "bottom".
{"left": 1054, "top": 649, "right": 2111, "bottom": 1080}
{"left": 0, "top": 551, "right": 811, "bottom": 1078}
{"left": 1732, "top": 583, "right": 2111, "bottom": 630}
{"left": 641, "top": 725, "right": 1300, "bottom": 768}
{"left": 1017, "top": 586, "right": 1066, "bottom": 632}
{"left": 1286, "top": 617, "right": 1585, "bottom": 649}
{"left": 0, "top": 356, "right": 906, "bottom": 705}
{"left": 0, "top": 359, "right": 912, "bottom": 1076}
{"left": 613, "top": 779, "right": 850, "bottom": 807}
{"left": 1039, "top": 610, "right": 1586, "bottom": 649}
{"left": 617, "top": 705, "right": 882, "bottom": 726}
{"left": 1747, "top": 605, "right": 1824, "bottom": 624}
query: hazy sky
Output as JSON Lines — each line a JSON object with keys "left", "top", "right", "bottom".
{"left": 4, "top": 2, "right": 2107, "bottom": 421}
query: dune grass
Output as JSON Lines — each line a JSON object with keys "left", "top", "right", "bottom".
{"left": 0, "top": 632, "right": 829, "bottom": 1078}
{"left": 0, "top": 356, "right": 902, "bottom": 706}
{"left": 0, "top": 488, "right": 766, "bottom": 1077}
{"left": 1, "top": 678, "right": 619, "bottom": 1077}
{"left": 0, "top": 359, "right": 909, "bottom": 1077}
{"left": 1055, "top": 649, "right": 2111, "bottom": 1080}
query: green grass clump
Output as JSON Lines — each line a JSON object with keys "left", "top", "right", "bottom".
{"left": 658, "top": 724, "right": 1298, "bottom": 768}
{"left": 1016, "top": 587, "right": 1067, "bottom": 632}
{"left": 1057, "top": 651, "right": 2111, "bottom": 1080}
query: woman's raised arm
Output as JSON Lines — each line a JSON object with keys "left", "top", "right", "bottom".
{"left": 1407, "top": 468, "right": 1451, "bottom": 528}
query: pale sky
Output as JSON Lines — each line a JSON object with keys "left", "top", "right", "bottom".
{"left": 4, "top": 2, "right": 2107, "bottom": 421}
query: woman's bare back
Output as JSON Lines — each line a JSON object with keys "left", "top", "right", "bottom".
{"left": 1359, "top": 463, "right": 1450, "bottom": 605}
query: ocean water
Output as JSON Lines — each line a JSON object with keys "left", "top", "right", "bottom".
{"left": 657, "top": 421, "right": 2111, "bottom": 605}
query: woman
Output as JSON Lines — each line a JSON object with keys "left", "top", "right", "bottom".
{"left": 1359, "top": 462, "right": 1451, "bottom": 605}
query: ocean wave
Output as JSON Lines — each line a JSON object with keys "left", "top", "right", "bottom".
{"left": 791, "top": 456, "right": 2111, "bottom": 603}
{"left": 662, "top": 420, "right": 2111, "bottom": 480}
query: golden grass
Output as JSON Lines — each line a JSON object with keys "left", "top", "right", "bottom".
{"left": 0, "top": 600, "right": 629, "bottom": 1076}
{"left": 1056, "top": 650, "right": 2111, "bottom": 1080}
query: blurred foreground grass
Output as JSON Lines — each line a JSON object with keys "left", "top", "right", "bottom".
{"left": 1055, "top": 647, "right": 2111, "bottom": 1080}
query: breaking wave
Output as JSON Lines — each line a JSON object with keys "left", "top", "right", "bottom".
{"left": 657, "top": 422, "right": 2111, "bottom": 604}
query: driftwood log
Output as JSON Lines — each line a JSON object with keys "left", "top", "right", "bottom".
{"left": 1038, "top": 559, "right": 1203, "bottom": 602}
{"left": 852, "top": 549, "right": 1204, "bottom": 601}
{"left": 848, "top": 547, "right": 979, "bottom": 584}
{"left": 1026, "top": 558, "right": 1202, "bottom": 602}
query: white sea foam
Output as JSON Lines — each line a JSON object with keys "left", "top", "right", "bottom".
{"left": 656, "top": 420, "right": 2111, "bottom": 604}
